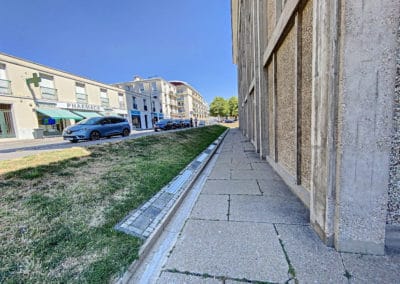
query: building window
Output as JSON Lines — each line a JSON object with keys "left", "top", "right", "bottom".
{"left": 132, "top": 96, "right": 137, "bottom": 109}
{"left": 118, "top": 93, "right": 125, "bottom": 109}
{"left": 100, "top": 89, "right": 109, "bottom": 107}
{"left": 143, "top": 98, "right": 148, "bottom": 111}
{"left": 151, "top": 101, "right": 156, "bottom": 112}
{"left": 40, "top": 74, "right": 57, "bottom": 100}
{"left": 0, "top": 64, "right": 11, "bottom": 96}
{"left": 75, "top": 82, "right": 87, "bottom": 103}
{"left": 151, "top": 82, "right": 157, "bottom": 92}
{"left": 139, "top": 83, "right": 145, "bottom": 93}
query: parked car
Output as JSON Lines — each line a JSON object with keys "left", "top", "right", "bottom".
{"left": 62, "top": 116, "right": 131, "bottom": 143}
{"left": 224, "top": 119, "right": 234, "bottom": 123}
{"left": 198, "top": 120, "right": 206, "bottom": 126}
{"left": 172, "top": 119, "right": 184, "bottom": 129}
{"left": 154, "top": 119, "right": 174, "bottom": 131}
{"left": 182, "top": 119, "right": 191, "bottom": 128}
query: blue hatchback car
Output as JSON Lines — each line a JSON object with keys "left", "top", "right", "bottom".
{"left": 62, "top": 116, "right": 131, "bottom": 143}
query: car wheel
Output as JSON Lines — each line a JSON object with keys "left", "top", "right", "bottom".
{"left": 90, "top": 131, "right": 100, "bottom": 141}
{"left": 122, "top": 128, "right": 130, "bottom": 137}
{"left": 70, "top": 139, "right": 78, "bottom": 143}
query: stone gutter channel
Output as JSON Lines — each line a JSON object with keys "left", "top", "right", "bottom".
{"left": 114, "top": 129, "right": 228, "bottom": 281}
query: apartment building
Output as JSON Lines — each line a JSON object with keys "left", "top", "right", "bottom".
{"left": 232, "top": 0, "right": 400, "bottom": 254}
{"left": 170, "top": 81, "right": 208, "bottom": 119}
{"left": 0, "top": 53, "right": 127, "bottom": 140}
{"left": 113, "top": 76, "right": 179, "bottom": 129}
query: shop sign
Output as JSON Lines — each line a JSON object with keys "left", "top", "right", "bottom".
{"left": 56, "top": 102, "right": 104, "bottom": 111}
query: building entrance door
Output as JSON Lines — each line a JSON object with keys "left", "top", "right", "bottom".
{"left": 0, "top": 104, "right": 15, "bottom": 138}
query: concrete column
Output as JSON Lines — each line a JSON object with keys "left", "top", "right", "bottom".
{"left": 311, "top": 0, "right": 399, "bottom": 255}
{"left": 310, "top": 0, "right": 340, "bottom": 247}
{"left": 333, "top": 0, "right": 399, "bottom": 255}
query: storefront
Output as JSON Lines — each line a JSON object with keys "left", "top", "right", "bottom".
{"left": 36, "top": 108, "right": 82, "bottom": 136}
{"left": 131, "top": 110, "right": 141, "bottom": 129}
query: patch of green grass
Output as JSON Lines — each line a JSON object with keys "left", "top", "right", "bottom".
{"left": 0, "top": 125, "right": 227, "bottom": 283}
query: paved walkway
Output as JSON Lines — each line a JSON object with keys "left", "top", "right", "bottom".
{"left": 133, "top": 128, "right": 400, "bottom": 283}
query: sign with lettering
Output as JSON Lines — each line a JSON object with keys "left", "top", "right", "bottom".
{"left": 56, "top": 102, "right": 104, "bottom": 111}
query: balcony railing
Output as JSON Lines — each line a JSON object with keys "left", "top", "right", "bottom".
{"left": 76, "top": 92, "right": 88, "bottom": 103}
{"left": 40, "top": 86, "right": 58, "bottom": 100}
{"left": 0, "top": 79, "right": 12, "bottom": 96}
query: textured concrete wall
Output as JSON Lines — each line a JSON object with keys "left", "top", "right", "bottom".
{"left": 276, "top": 26, "right": 296, "bottom": 176}
{"left": 267, "top": 0, "right": 276, "bottom": 43}
{"left": 300, "top": 0, "right": 313, "bottom": 191}
{"left": 388, "top": 22, "right": 400, "bottom": 225}
{"left": 267, "top": 62, "right": 275, "bottom": 159}
{"left": 334, "top": 0, "right": 399, "bottom": 255}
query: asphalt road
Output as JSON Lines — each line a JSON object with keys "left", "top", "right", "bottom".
{"left": 0, "top": 129, "right": 163, "bottom": 161}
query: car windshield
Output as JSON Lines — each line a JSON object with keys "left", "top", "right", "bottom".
{"left": 77, "top": 117, "right": 101, "bottom": 125}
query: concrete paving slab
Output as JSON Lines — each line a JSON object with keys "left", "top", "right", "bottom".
{"left": 275, "top": 224, "right": 348, "bottom": 283}
{"left": 207, "top": 167, "right": 231, "bottom": 180}
{"left": 164, "top": 219, "right": 289, "bottom": 283}
{"left": 156, "top": 271, "right": 222, "bottom": 283}
{"left": 251, "top": 161, "right": 275, "bottom": 170}
{"left": 202, "top": 180, "right": 261, "bottom": 195}
{"left": 341, "top": 252, "right": 400, "bottom": 283}
{"left": 191, "top": 194, "right": 229, "bottom": 221}
{"left": 257, "top": 179, "right": 299, "bottom": 199}
{"left": 230, "top": 162, "right": 252, "bottom": 170}
{"left": 231, "top": 169, "right": 280, "bottom": 180}
{"left": 230, "top": 195, "right": 309, "bottom": 224}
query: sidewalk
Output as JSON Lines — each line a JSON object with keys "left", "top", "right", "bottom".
{"left": 134, "top": 128, "right": 400, "bottom": 283}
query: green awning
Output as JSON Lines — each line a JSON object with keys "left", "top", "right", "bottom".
{"left": 72, "top": 111, "right": 102, "bottom": 118}
{"left": 36, "top": 108, "right": 83, "bottom": 120}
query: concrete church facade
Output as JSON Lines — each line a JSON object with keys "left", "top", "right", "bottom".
{"left": 231, "top": 0, "right": 400, "bottom": 255}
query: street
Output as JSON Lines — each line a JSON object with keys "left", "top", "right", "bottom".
{"left": 0, "top": 129, "right": 159, "bottom": 160}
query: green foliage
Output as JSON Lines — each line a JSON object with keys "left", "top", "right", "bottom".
{"left": 227, "top": 96, "right": 238, "bottom": 117}
{"left": 209, "top": 96, "right": 229, "bottom": 117}
{"left": 209, "top": 96, "right": 238, "bottom": 118}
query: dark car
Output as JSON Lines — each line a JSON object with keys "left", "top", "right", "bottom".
{"left": 182, "top": 119, "right": 191, "bottom": 128}
{"left": 173, "top": 119, "right": 188, "bottom": 128}
{"left": 154, "top": 119, "right": 174, "bottom": 131}
{"left": 224, "top": 119, "right": 234, "bottom": 123}
{"left": 62, "top": 116, "right": 131, "bottom": 143}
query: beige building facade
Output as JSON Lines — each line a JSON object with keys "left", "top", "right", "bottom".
{"left": 232, "top": 0, "right": 400, "bottom": 254}
{"left": 0, "top": 53, "right": 127, "bottom": 140}
{"left": 170, "top": 81, "right": 208, "bottom": 119}
{"left": 113, "top": 76, "right": 179, "bottom": 129}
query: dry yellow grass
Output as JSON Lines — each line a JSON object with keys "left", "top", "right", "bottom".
{"left": 220, "top": 121, "right": 239, "bottom": 128}
{"left": 0, "top": 147, "right": 91, "bottom": 175}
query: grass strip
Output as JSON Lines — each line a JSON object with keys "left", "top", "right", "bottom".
{"left": 0, "top": 125, "right": 226, "bottom": 283}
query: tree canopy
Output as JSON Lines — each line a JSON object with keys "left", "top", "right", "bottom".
{"left": 209, "top": 96, "right": 238, "bottom": 118}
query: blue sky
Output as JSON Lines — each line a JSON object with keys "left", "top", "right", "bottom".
{"left": 1, "top": 0, "right": 237, "bottom": 104}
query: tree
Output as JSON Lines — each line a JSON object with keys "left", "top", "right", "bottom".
{"left": 209, "top": 97, "right": 229, "bottom": 118}
{"left": 227, "top": 96, "right": 238, "bottom": 118}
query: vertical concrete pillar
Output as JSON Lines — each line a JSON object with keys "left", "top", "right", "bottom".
{"left": 311, "top": 0, "right": 399, "bottom": 255}
{"left": 333, "top": 0, "right": 399, "bottom": 255}
{"left": 310, "top": 0, "right": 340, "bottom": 247}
